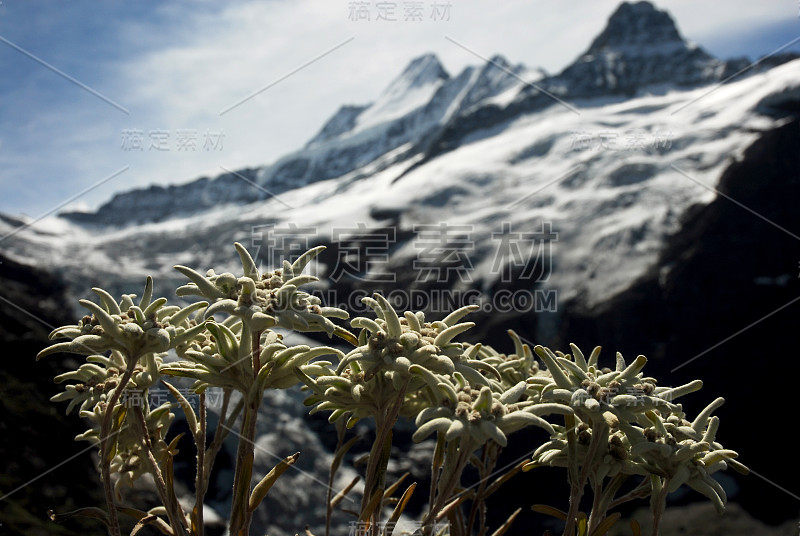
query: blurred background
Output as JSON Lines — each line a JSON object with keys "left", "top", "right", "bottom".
{"left": 1, "top": 1, "right": 799, "bottom": 534}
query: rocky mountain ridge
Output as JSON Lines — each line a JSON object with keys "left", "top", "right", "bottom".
{"left": 58, "top": 1, "right": 795, "bottom": 229}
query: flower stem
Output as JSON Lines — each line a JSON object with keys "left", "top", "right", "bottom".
{"left": 194, "top": 391, "right": 207, "bottom": 536}
{"left": 228, "top": 329, "right": 262, "bottom": 536}
{"left": 98, "top": 353, "right": 139, "bottom": 536}
{"left": 228, "top": 398, "right": 258, "bottom": 535}
{"left": 563, "top": 421, "right": 607, "bottom": 536}
{"left": 360, "top": 379, "right": 408, "bottom": 534}
{"left": 587, "top": 473, "right": 629, "bottom": 534}
{"left": 422, "top": 437, "right": 473, "bottom": 532}
{"left": 203, "top": 389, "right": 233, "bottom": 479}
{"left": 133, "top": 405, "right": 187, "bottom": 534}
{"left": 651, "top": 478, "right": 670, "bottom": 536}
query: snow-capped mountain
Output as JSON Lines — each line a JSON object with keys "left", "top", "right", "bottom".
{"left": 10, "top": 1, "right": 796, "bottom": 314}
{"left": 59, "top": 51, "right": 540, "bottom": 227}
{"left": 558, "top": 0, "right": 725, "bottom": 94}
{"left": 3, "top": 2, "right": 800, "bottom": 534}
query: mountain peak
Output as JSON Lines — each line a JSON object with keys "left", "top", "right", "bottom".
{"left": 391, "top": 53, "right": 449, "bottom": 91}
{"left": 587, "top": 1, "right": 685, "bottom": 55}
{"left": 348, "top": 53, "right": 449, "bottom": 132}
{"left": 554, "top": 1, "right": 720, "bottom": 96}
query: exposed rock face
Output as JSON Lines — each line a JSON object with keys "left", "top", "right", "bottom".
{"left": 306, "top": 105, "right": 370, "bottom": 147}
{"left": 589, "top": 1, "right": 684, "bottom": 51}
{"left": 557, "top": 1, "right": 724, "bottom": 96}
{"left": 61, "top": 169, "right": 263, "bottom": 226}
{"left": 426, "top": 1, "right": 796, "bottom": 157}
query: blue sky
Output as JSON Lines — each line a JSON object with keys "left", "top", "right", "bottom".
{"left": 0, "top": 0, "right": 798, "bottom": 218}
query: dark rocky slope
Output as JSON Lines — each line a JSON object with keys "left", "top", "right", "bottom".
{"left": 0, "top": 254, "right": 105, "bottom": 535}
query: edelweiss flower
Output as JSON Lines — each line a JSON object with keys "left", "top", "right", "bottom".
{"left": 37, "top": 278, "right": 171, "bottom": 361}
{"left": 465, "top": 329, "right": 546, "bottom": 389}
{"left": 174, "top": 243, "right": 349, "bottom": 336}
{"left": 526, "top": 344, "right": 747, "bottom": 514}
{"left": 412, "top": 370, "right": 568, "bottom": 447}
{"left": 50, "top": 350, "right": 162, "bottom": 415}
{"left": 163, "top": 322, "right": 342, "bottom": 395}
{"left": 621, "top": 401, "right": 747, "bottom": 513}
{"left": 534, "top": 344, "right": 694, "bottom": 424}
{"left": 298, "top": 295, "right": 495, "bottom": 424}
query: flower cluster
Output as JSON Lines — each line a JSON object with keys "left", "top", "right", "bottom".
{"left": 163, "top": 322, "right": 344, "bottom": 396}
{"left": 35, "top": 243, "right": 748, "bottom": 536}
{"left": 297, "top": 295, "right": 497, "bottom": 426}
{"left": 162, "top": 243, "right": 348, "bottom": 399}
{"left": 38, "top": 244, "right": 359, "bottom": 536}
{"left": 412, "top": 373, "right": 567, "bottom": 448}
{"left": 469, "top": 330, "right": 543, "bottom": 387}
{"left": 50, "top": 350, "right": 162, "bottom": 415}
{"left": 174, "top": 243, "right": 348, "bottom": 335}
{"left": 37, "top": 279, "right": 171, "bottom": 361}
{"left": 525, "top": 344, "right": 747, "bottom": 517}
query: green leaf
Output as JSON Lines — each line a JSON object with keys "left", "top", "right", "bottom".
{"left": 334, "top": 326, "right": 360, "bottom": 346}
{"left": 591, "top": 512, "right": 621, "bottom": 536}
{"left": 139, "top": 276, "right": 154, "bottom": 310}
{"left": 291, "top": 245, "right": 326, "bottom": 276}
{"left": 358, "top": 486, "right": 384, "bottom": 522}
{"left": 373, "top": 293, "right": 402, "bottom": 338}
{"left": 585, "top": 345, "right": 602, "bottom": 368}
{"left": 161, "top": 380, "right": 199, "bottom": 438}
{"left": 384, "top": 482, "right": 416, "bottom": 536}
{"left": 248, "top": 452, "right": 300, "bottom": 511}
{"left": 441, "top": 304, "right": 478, "bottom": 327}
{"left": 91, "top": 287, "right": 122, "bottom": 315}
{"left": 234, "top": 242, "right": 260, "bottom": 279}
{"left": 531, "top": 504, "right": 567, "bottom": 520}
{"left": 142, "top": 297, "right": 168, "bottom": 319}
{"left": 332, "top": 435, "right": 361, "bottom": 477}
{"left": 169, "top": 301, "right": 209, "bottom": 326}
{"left": 433, "top": 322, "right": 474, "bottom": 347}
{"left": 657, "top": 379, "right": 703, "bottom": 402}
{"left": 330, "top": 475, "right": 360, "bottom": 509}
{"left": 569, "top": 343, "right": 588, "bottom": 371}
{"left": 48, "top": 506, "right": 110, "bottom": 526}
{"left": 104, "top": 405, "right": 128, "bottom": 463}
{"left": 577, "top": 512, "right": 588, "bottom": 535}
{"left": 489, "top": 507, "right": 521, "bottom": 536}
{"left": 382, "top": 472, "right": 409, "bottom": 502}
{"left": 174, "top": 265, "right": 227, "bottom": 299}
{"left": 535, "top": 345, "right": 573, "bottom": 389}
{"left": 79, "top": 299, "right": 122, "bottom": 338}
